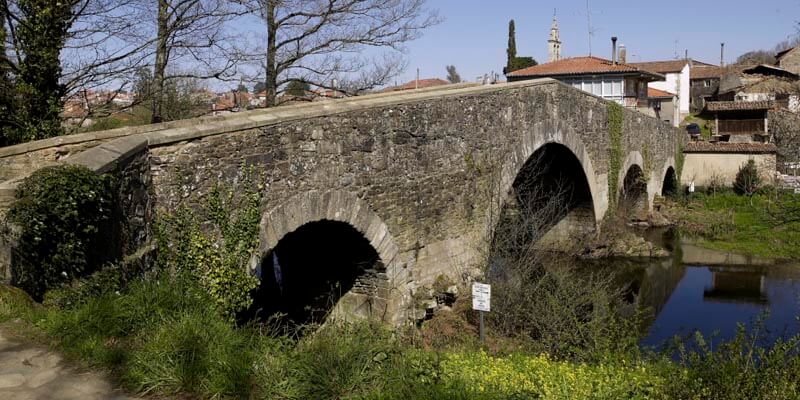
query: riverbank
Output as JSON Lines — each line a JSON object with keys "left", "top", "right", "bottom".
{"left": 2, "top": 276, "right": 800, "bottom": 399}
{"left": 661, "top": 191, "right": 800, "bottom": 260}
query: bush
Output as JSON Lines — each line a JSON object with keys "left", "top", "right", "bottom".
{"left": 8, "top": 165, "right": 118, "bottom": 300}
{"left": 734, "top": 159, "right": 761, "bottom": 196}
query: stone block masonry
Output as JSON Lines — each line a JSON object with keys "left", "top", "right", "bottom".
{"left": 0, "top": 79, "right": 681, "bottom": 325}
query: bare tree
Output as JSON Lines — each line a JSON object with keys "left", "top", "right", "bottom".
{"left": 252, "top": 0, "right": 440, "bottom": 107}
{"left": 144, "top": 0, "right": 246, "bottom": 123}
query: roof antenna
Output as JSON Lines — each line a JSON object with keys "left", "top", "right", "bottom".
{"left": 586, "top": 0, "right": 593, "bottom": 56}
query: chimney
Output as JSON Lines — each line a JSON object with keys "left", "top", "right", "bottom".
{"left": 720, "top": 43, "right": 725, "bottom": 67}
{"left": 685, "top": 49, "right": 688, "bottom": 60}
{"left": 611, "top": 37, "right": 618, "bottom": 64}
{"left": 618, "top": 44, "right": 627, "bottom": 64}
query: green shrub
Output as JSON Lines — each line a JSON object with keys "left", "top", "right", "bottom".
{"left": 734, "top": 159, "right": 761, "bottom": 196}
{"left": 156, "top": 181, "right": 261, "bottom": 320}
{"left": 8, "top": 165, "right": 118, "bottom": 300}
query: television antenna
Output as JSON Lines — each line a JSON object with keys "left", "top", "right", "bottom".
{"left": 586, "top": 0, "right": 599, "bottom": 56}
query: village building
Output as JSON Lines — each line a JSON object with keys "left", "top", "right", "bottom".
{"left": 630, "top": 59, "right": 718, "bottom": 123}
{"left": 776, "top": 45, "right": 800, "bottom": 75}
{"left": 705, "top": 100, "right": 772, "bottom": 143}
{"left": 505, "top": 53, "right": 663, "bottom": 111}
{"left": 689, "top": 65, "right": 724, "bottom": 112}
{"left": 644, "top": 87, "right": 679, "bottom": 126}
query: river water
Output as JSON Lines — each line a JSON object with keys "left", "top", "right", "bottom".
{"left": 609, "top": 229, "right": 800, "bottom": 348}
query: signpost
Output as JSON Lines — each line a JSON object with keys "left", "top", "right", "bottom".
{"left": 472, "top": 282, "right": 491, "bottom": 342}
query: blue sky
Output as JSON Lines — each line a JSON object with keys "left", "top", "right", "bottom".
{"left": 391, "top": 0, "right": 800, "bottom": 84}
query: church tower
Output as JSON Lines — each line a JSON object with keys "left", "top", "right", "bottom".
{"left": 547, "top": 13, "right": 562, "bottom": 63}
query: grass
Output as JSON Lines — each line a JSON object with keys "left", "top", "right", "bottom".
{"left": 665, "top": 190, "right": 800, "bottom": 260}
{"left": 2, "top": 268, "right": 800, "bottom": 399}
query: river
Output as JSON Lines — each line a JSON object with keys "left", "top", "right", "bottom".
{"left": 600, "top": 228, "right": 800, "bottom": 348}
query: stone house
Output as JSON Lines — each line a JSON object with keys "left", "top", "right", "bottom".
{"left": 776, "top": 45, "right": 800, "bottom": 75}
{"left": 690, "top": 65, "right": 723, "bottom": 112}
{"left": 718, "top": 64, "right": 800, "bottom": 111}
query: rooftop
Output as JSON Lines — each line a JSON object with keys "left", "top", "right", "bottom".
{"left": 705, "top": 100, "right": 774, "bottom": 112}
{"left": 648, "top": 87, "right": 674, "bottom": 98}
{"left": 691, "top": 66, "right": 724, "bottom": 80}
{"left": 630, "top": 59, "right": 715, "bottom": 74}
{"left": 385, "top": 78, "right": 450, "bottom": 92}
{"left": 506, "top": 56, "right": 663, "bottom": 80}
{"left": 684, "top": 142, "right": 777, "bottom": 154}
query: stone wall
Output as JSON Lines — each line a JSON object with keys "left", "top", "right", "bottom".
{"left": 770, "top": 109, "right": 800, "bottom": 174}
{"left": 0, "top": 79, "right": 681, "bottom": 323}
{"left": 145, "top": 81, "right": 680, "bottom": 323}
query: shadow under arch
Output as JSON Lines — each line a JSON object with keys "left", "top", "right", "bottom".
{"left": 250, "top": 190, "right": 402, "bottom": 325}
{"left": 621, "top": 164, "right": 648, "bottom": 218}
{"left": 492, "top": 142, "right": 597, "bottom": 260}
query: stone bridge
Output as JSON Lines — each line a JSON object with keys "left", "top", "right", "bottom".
{"left": 0, "top": 79, "right": 681, "bottom": 325}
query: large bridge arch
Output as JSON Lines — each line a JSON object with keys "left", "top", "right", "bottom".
{"left": 499, "top": 122, "right": 604, "bottom": 228}
{"left": 252, "top": 190, "right": 404, "bottom": 324}
{"left": 657, "top": 157, "right": 678, "bottom": 197}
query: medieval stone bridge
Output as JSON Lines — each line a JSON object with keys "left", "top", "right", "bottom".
{"left": 0, "top": 78, "right": 681, "bottom": 325}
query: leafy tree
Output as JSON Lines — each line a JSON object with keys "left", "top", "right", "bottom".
{"left": 6, "top": 0, "right": 75, "bottom": 144}
{"left": 507, "top": 19, "right": 517, "bottom": 72}
{"left": 285, "top": 80, "right": 309, "bottom": 97}
{"left": 508, "top": 57, "right": 537, "bottom": 72}
{"left": 445, "top": 65, "right": 461, "bottom": 84}
{"left": 504, "top": 19, "right": 538, "bottom": 74}
{"left": 734, "top": 160, "right": 761, "bottom": 196}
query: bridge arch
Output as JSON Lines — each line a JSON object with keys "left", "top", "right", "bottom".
{"left": 658, "top": 157, "right": 678, "bottom": 197}
{"left": 500, "top": 123, "right": 603, "bottom": 227}
{"left": 251, "top": 190, "right": 401, "bottom": 325}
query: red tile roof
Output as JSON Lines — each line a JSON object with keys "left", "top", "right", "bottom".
{"left": 705, "top": 100, "right": 774, "bottom": 111}
{"left": 690, "top": 66, "right": 723, "bottom": 80}
{"left": 684, "top": 142, "right": 777, "bottom": 154}
{"left": 648, "top": 88, "right": 675, "bottom": 98}
{"left": 630, "top": 59, "right": 716, "bottom": 74}
{"left": 506, "top": 56, "right": 663, "bottom": 79}
{"left": 386, "top": 78, "right": 449, "bottom": 91}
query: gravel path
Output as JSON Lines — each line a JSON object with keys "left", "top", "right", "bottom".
{"left": 0, "top": 330, "right": 138, "bottom": 400}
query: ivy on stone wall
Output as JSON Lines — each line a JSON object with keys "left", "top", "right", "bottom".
{"left": 156, "top": 168, "right": 262, "bottom": 320}
{"left": 8, "top": 165, "right": 118, "bottom": 300}
{"left": 675, "top": 138, "right": 685, "bottom": 187}
{"left": 606, "top": 102, "right": 625, "bottom": 211}
{"left": 642, "top": 145, "right": 653, "bottom": 183}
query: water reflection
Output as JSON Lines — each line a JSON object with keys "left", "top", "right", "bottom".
{"left": 611, "top": 229, "right": 800, "bottom": 347}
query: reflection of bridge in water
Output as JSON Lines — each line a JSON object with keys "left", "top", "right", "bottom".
{"left": 627, "top": 229, "right": 800, "bottom": 345}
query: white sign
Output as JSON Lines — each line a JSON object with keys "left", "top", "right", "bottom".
{"left": 472, "top": 282, "right": 491, "bottom": 312}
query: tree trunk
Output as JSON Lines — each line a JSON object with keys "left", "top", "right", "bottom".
{"left": 152, "top": 0, "right": 169, "bottom": 123}
{"left": 264, "top": 0, "right": 277, "bottom": 107}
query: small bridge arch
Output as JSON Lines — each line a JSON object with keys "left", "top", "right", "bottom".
{"left": 252, "top": 190, "right": 403, "bottom": 324}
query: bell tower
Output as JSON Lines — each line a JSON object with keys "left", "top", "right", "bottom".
{"left": 548, "top": 12, "right": 562, "bottom": 63}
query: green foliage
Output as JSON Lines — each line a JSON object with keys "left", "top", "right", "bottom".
{"left": 8, "top": 165, "right": 118, "bottom": 300}
{"left": 4, "top": 0, "right": 72, "bottom": 144}
{"left": 734, "top": 159, "right": 761, "bottom": 196}
{"left": 666, "top": 191, "right": 800, "bottom": 259}
{"left": 156, "top": 171, "right": 262, "bottom": 320}
{"left": 507, "top": 19, "right": 517, "bottom": 68}
{"left": 506, "top": 57, "right": 537, "bottom": 73}
{"left": 607, "top": 102, "right": 625, "bottom": 210}
{"left": 675, "top": 139, "right": 685, "bottom": 188}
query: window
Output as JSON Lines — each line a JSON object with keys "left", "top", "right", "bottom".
{"left": 592, "top": 80, "right": 602, "bottom": 96}
{"left": 603, "top": 81, "right": 612, "bottom": 96}
{"left": 612, "top": 80, "right": 623, "bottom": 96}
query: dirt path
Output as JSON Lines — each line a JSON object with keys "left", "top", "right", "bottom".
{"left": 0, "top": 329, "right": 138, "bottom": 400}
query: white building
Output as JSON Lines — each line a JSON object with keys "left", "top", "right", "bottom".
{"left": 631, "top": 59, "right": 717, "bottom": 126}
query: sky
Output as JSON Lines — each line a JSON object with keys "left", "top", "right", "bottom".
{"left": 390, "top": 0, "right": 800, "bottom": 85}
